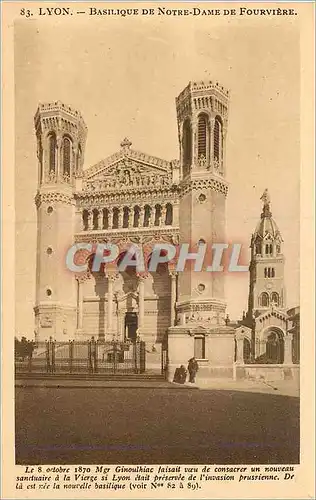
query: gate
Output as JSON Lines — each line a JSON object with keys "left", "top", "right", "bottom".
{"left": 15, "top": 338, "right": 146, "bottom": 375}
{"left": 161, "top": 335, "right": 169, "bottom": 379}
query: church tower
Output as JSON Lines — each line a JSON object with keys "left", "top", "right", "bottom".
{"left": 175, "top": 81, "right": 229, "bottom": 323}
{"left": 34, "top": 102, "right": 87, "bottom": 340}
{"left": 168, "top": 81, "right": 236, "bottom": 380}
{"left": 246, "top": 189, "right": 286, "bottom": 322}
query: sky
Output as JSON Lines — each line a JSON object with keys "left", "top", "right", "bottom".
{"left": 15, "top": 13, "right": 300, "bottom": 336}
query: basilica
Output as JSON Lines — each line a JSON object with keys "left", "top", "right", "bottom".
{"left": 33, "top": 80, "right": 299, "bottom": 379}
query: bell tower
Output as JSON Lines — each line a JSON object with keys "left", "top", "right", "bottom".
{"left": 246, "top": 189, "right": 286, "bottom": 321}
{"left": 168, "top": 81, "right": 236, "bottom": 381}
{"left": 175, "top": 81, "right": 229, "bottom": 323}
{"left": 34, "top": 102, "right": 87, "bottom": 340}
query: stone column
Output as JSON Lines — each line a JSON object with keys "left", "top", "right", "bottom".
{"left": 161, "top": 205, "right": 167, "bottom": 226}
{"left": 235, "top": 337, "right": 244, "bottom": 364}
{"left": 259, "top": 339, "right": 266, "bottom": 357}
{"left": 118, "top": 207, "right": 123, "bottom": 228}
{"left": 56, "top": 135, "right": 62, "bottom": 180}
{"left": 139, "top": 205, "right": 145, "bottom": 227}
{"left": 169, "top": 271, "right": 177, "bottom": 326}
{"left": 128, "top": 206, "right": 134, "bottom": 227}
{"left": 137, "top": 274, "right": 147, "bottom": 332}
{"left": 87, "top": 210, "right": 92, "bottom": 231}
{"left": 255, "top": 337, "right": 260, "bottom": 359}
{"left": 106, "top": 274, "right": 117, "bottom": 335}
{"left": 108, "top": 208, "right": 113, "bottom": 230}
{"left": 148, "top": 206, "right": 153, "bottom": 227}
{"left": 97, "top": 209, "right": 103, "bottom": 230}
{"left": 191, "top": 118, "right": 198, "bottom": 167}
{"left": 284, "top": 333, "right": 293, "bottom": 364}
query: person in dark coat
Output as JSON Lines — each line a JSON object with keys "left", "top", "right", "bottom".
{"left": 188, "top": 357, "right": 199, "bottom": 383}
{"left": 178, "top": 365, "right": 187, "bottom": 384}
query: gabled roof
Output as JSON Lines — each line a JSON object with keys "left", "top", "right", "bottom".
{"left": 255, "top": 308, "right": 288, "bottom": 323}
{"left": 84, "top": 138, "right": 174, "bottom": 180}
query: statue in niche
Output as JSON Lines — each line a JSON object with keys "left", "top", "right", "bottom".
{"left": 214, "top": 158, "right": 220, "bottom": 172}
{"left": 198, "top": 155, "right": 207, "bottom": 168}
{"left": 48, "top": 170, "right": 56, "bottom": 182}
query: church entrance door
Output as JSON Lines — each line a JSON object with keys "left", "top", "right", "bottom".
{"left": 125, "top": 312, "right": 138, "bottom": 342}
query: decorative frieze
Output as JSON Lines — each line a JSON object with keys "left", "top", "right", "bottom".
{"left": 35, "top": 191, "right": 75, "bottom": 208}
{"left": 180, "top": 177, "right": 228, "bottom": 197}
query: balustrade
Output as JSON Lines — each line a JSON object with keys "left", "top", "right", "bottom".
{"left": 81, "top": 203, "right": 174, "bottom": 231}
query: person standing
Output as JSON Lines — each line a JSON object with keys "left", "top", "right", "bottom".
{"left": 188, "top": 357, "right": 199, "bottom": 383}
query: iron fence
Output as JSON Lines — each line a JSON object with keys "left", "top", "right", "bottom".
{"left": 15, "top": 339, "right": 146, "bottom": 375}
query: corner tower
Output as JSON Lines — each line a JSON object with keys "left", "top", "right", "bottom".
{"left": 168, "top": 81, "right": 236, "bottom": 381}
{"left": 34, "top": 102, "right": 87, "bottom": 340}
{"left": 175, "top": 81, "right": 229, "bottom": 323}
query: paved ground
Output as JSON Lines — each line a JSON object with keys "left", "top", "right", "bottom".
{"left": 15, "top": 385, "right": 299, "bottom": 465}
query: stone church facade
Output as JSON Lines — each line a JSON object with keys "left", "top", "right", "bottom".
{"left": 33, "top": 80, "right": 299, "bottom": 378}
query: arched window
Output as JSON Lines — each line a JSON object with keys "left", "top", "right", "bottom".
{"left": 63, "top": 137, "right": 71, "bottom": 177}
{"left": 260, "top": 292, "right": 269, "bottom": 307}
{"left": 123, "top": 207, "right": 129, "bottom": 228}
{"left": 197, "top": 114, "right": 208, "bottom": 159}
{"left": 256, "top": 244, "right": 261, "bottom": 255}
{"left": 103, "top": 208, "right": 109, "bottom": 230}
{"left": 112, "top": 208, "right": 119, "bottom": 229}
{"left": 133, "top": 206, "right": 140, "bottom": 228}
{"left": 182, "top": 119, "right": 192, "bottom": 178}
{"left": 165, "top": 204, "right": 173, "bottom": 225}
{"left": 271, "top": 292, "right": 279, "bottom": 306}
{"left": 264, "top": 268, "right": 267, "bottom": 278}
{"left": 48, "top": 133, "right": 56, "bottom": 174}
{"left": 82, "top": 210, "right": 89, "bottom": 231}
{"left": 76, "top": 144, "right": 82, "bottom": 172}
{"left": 271, "top": 268, "right": 275, "bottom": 278}
{"left": 143, "top": 205, "right": 151, "bottom": 227}
{"left": 214, "top": 116, "right": 222, "bottom": 162}
{"left": 92, "top": 209, "right": 99, "bottom": 230}
{"left": 154, "top": 205, "right": 161, "bottom": 226}
{"left": 37, "top": 139, "right": 43, "bottom": 182}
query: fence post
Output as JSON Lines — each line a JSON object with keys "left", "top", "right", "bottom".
{"left": 140, "top": 341, "right": 146, "bottom": 374}
{"left": 45, "top": 340, "right": 49, "bottom": 373}
{"left": 95, "top": 341, "right": 98, "bottom": 374}
{"left": 52, "top": 340, "right": 56, "bottom": 373}
{"left": 113, "top": 341, "right": 117, "bottom": 375}
{"left": 69, "top": 340, "right": 73, "bottom": 374}
{"left": 88, "top": 341, "right": 92, "bottom": 373}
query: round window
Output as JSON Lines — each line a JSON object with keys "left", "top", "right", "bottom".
{"left": 46, "top": 247, "right": 53, "bottom": 255}
{"left": 46, "top": 288, "right": 52, "bottom": 297}
{"left": 198, "top": 193, "right": 206, "bottom": 203}
{"left": 197, "top": 283, "right": 206, "bottom": 292}
{"left": 47, "top": 206, "right": 54, "bottom": 214}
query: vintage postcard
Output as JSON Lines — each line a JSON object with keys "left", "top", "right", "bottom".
{"left": 1, "top": 1, "right": 315, "bottom": 499}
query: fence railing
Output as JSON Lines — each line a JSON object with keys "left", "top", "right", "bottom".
{"left": 15, "top": 339, "right": 146, "bottom": 375}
